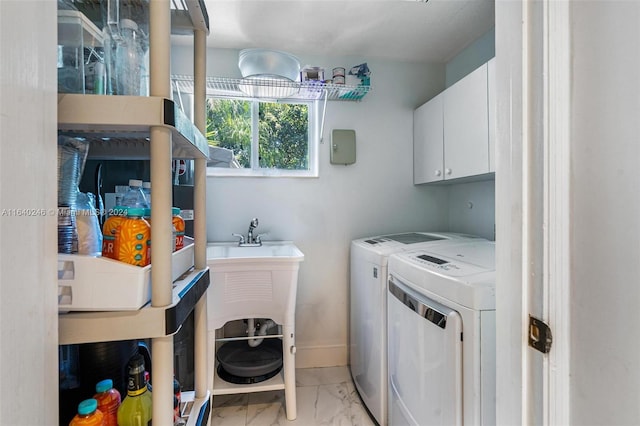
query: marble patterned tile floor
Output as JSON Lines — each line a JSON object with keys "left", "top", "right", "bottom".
{"left": 210, "top": 366, "right": 377, "bottom": 426}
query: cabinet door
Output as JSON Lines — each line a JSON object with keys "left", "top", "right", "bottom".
{"left": 443, "top": 63, "right": 489, "bottom": 179}
{"left": 414, "top": 93, "right": 444, "bottom": 184}
{"left": 488, "top": 57, "right": 496, "bottom": 173}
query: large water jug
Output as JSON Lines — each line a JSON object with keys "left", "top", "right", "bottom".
{"left": 115, "top": 19, "right": 143, "bottom": 95}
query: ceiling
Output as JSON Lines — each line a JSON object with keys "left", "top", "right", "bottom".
{"left": 174, "top": 0, "right": 495, "bottom": 63}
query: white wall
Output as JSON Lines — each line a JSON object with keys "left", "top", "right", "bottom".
{"left": 445, "top": 27, "right": 495, "bottom": 88}
{"left": 0, "top": 0, "right": 58, "bottom": 422}
{"left": 570, "top": 2, "right": 640, "bottom": 423}
{"left": 172, "top": 47, "right": 451, "bottom": 366}
{"left": 447, "top": 180, "right": 495, "bottom": 240}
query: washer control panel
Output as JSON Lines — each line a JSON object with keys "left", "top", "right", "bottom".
{"left": 417, "top": 254, "right": 449, "bottom": 265}
{"left": 364, "top": 233, "right": 445, "bottom": 245}
{"left": 365, "top": 237, "right": 390, "bottom": 245}
{"left": 404, "top": 250, "right": 489, "bottom": 277}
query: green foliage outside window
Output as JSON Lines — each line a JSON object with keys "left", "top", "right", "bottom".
{"left": 206, "top": 98, "right": 309, "bottom": 170}
{"left": 206, "top": 98, "right": 251, "bottom": 167}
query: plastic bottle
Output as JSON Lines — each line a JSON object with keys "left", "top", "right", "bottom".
{"left": 173, "top": 376, "right": 181, "bottom": 407}
{"left": 118, "top": 354, "right": 152, "bottom": 426}
{"left": 93, "top": 379, "right": 121, "bottom": 426}
{"left": 121, "top": 179, "right": 149, "bottom": 209}
{"left": 115, "top": 207, "right": 151, "bottom": 266}
{"left": 142, "top": 208, "right": 153, "bottom": 264}
{"left": 174, "top": 395, "right": 181, "bottom": 424}
{"left": 101, "top": 207, "right": 127, "bottom": 259}
{"left": 145, "top": 371, "right": 152, "bottom": 392}
{"left": 146, "top": 208, "right": 177, "bottom": 254}
{"left": 69, "top": 398, "right": 105, "bottom": 426}
{"left": 173, "top": 376, "right": 182, "bottom": 421}
{"left": 172, "top": 208, "right": 185, "bottom": 252}
{"left": 115, "top": 19, "right": 143, "bottom": 96}
{"left": 93, "top": 60, "right": 105, "bottom": 95}
{"left": 141, "top": 182, "right": 151, "bottom": 209}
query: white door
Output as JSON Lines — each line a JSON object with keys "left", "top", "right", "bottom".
{"left": 413, "top": 93, "right": 444, "bottom": 184}
{"left": 496, "top": 1, "right": 571, "bottom": 425}
{"left": 0, "top": 1, "right": 59, "bottom": 422}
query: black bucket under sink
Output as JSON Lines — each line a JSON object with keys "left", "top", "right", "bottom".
{"left": 216, "top": 339, "right": 283, "bottom": 384}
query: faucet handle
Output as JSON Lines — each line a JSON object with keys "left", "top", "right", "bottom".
{"left": 255, "top": 233, "right": 268, "bottom": 244}
{"left": 232, "top": 233, "right": 245, "bottom": 244}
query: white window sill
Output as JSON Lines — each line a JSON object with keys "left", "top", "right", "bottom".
{"left": 207, "top": 168, "right": 318, "bottom": 178}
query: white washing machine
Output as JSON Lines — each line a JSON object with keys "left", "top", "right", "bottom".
{"left": 349, "top": 232, "right": 483, "bottom": 426}
{"left": 387, "top": 240, "right": 495, "bottom": 426}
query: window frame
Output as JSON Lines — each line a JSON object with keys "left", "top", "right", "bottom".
{"left": 206, "top": 96, "right": 320, "bottom": 178}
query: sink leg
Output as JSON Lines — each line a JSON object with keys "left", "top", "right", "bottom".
{"left": 282, "top": 324, "right": 297, "bottom": 420}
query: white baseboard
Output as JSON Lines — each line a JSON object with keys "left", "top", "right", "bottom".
{"left": 295, "top": 344, "right": 347, "bottom": 368}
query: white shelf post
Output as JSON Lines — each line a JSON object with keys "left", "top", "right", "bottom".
{"left": 150, "top": 0, "right": 174, "bottom": 424}
{"left": 193, "top": 27, "right": 209, "bottom": 401}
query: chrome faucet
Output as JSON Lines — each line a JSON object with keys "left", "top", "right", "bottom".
{"left": 232, "top": 218, "right": 263, "bottom": 246}
{"left": 247, "top": 218, "right": 259, "bottom": 244}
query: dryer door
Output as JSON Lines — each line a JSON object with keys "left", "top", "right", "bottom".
{"left": 387, "top": 275, "right": 463, "bottom": 426}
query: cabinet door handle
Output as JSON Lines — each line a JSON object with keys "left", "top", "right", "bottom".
{"left": 435, "top": 170, "right": 442, "bottom": 177}
{"left": 445, "top": 168, "right": 452, "bottom": 175}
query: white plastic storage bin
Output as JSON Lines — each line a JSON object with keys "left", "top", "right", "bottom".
{"left": 58, "top": 237, "right": 194, "bottom": 312}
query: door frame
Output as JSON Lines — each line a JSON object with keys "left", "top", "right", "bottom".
{"left": 495, "top": 0, "right": 571, "bottom": 424}
{"left": 542, "top": 1, "right": 571, "bottom": 424}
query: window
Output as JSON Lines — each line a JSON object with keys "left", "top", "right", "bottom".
{"left": 206, "top": 97, "right": 318, "bottom": 177}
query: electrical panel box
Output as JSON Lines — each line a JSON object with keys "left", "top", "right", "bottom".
{"left": 331, "top": 129, "right": 356, "bottom": 165}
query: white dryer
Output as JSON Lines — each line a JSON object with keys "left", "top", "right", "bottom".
{"left": 349, "top": 232, "right": 482, "bottom": 426}
{"left": 387, "top": 240, "right": 495, "bottom": 426}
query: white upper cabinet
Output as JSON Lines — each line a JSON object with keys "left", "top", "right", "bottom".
{"left": 414, "top": 93, "right": 444, "bottom": 184}
{"left": 414, "top": 59, "right": 495, "bottom": 185}
{"left": 443, "top": 62, "right": 489, "bottom": 180}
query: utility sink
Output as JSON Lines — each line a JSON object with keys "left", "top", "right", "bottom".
{"left": 206, "top": 241, "right": 304, "bottom": 331}
{"left": 206, "top": 241, "right": 303, "bottom": 417}
{"left": 206, "top": 241, "right": 304, "bottom": 262}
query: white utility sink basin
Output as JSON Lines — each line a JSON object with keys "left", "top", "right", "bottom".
{"left": 206, "top": 241, "right": 304, "bottom": 262}
{"left": 206, "top": 241, "right": 304, "bottom": 331}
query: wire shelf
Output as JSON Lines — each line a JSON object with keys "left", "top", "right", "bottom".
{"left": 172, "top": 75, "right": 371, "bottom": 102}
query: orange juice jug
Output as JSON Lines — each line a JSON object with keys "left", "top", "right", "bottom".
{"left": 101, "top": 207, "right": 126, "bottom": 259}
{"left": 69, "top": 399, "right": 104, "bottom": 426}
{"left": 172, "top": 207, "right": 185, "bottom": 251}
{"left": 146, "top": 208, "right": 177, "bottom": 254}
{"left": 115, "top": 207, "right": 151, "bottom": 266}
{"left": 142, "top": 208, "right": 152, "bottom": 264}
